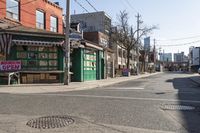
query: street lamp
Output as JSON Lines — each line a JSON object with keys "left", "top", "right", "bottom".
{"left": 64, "top": 0, "right": 70, "bottom": 85}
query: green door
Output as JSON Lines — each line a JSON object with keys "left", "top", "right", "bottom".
{"left": 83, "top": 49, "right": 97, "bottom": 81}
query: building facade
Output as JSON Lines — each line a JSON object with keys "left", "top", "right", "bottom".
{"left": 0, "top": 0, "right": 63, "bottom": 33}
{"left": 71, "top": 40, "right": 105, "bottom": 82}
{"left": 83, "top": 32, "right": 114, "bottom": 78}
{"left": 71, "top": 11, "right": 111, "bottom": 35}
{"left": 159, "top": 53, "right": 172, "bottom": 62}
{"left": 189, "top": 47, "right": 200, "bottom": 72}
{"left": 174, "top": 52, "right": 184, "bottom": 62}
{"left": 0, "top": 0, "right": 65, "bottom": 85}
{"left": 70, "top": 12, "right": 114, "bottom": 78}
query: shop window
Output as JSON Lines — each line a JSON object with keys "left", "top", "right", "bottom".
{"left": 0, "top": 53, "right": 6, "bottom": 61}
{"left": 6, "top": 0, "right": 19, "bottom": 21}
{"left": 50, "top": 16, "right": 58, "bottom": 32}
{"left": 28, "top": 52, "right": 38, "bottom": 59}
{"left": 16, "top": 46, "right": 58, "bottom": 71}
{"left": 49, "top": 60, "right": 57, "bottom": 66}
{"left": 39, "top": 53, "right": 48, "bottom": 59}
{"left": 49, "top": 53, "right": 57, "bottom": 59}
{"left": 36, "top": 10, "right": 45, "bottom": 29}
{"left": 17, "top": 52, "right": 27, "bottom": 58}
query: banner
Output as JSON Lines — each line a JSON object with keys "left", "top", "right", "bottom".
{"left": 0, "top": 61, "right": 21, "bottom": 72}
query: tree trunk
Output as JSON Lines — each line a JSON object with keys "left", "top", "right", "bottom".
{"left": 126, "top": 50, "right": 130, "bottom": 69}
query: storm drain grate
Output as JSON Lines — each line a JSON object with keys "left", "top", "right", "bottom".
{"left": 161, "top": 104, "right": 196, "bottom": 111}
{"left": 26, "top": 115, "right": 74, "bottom": 129}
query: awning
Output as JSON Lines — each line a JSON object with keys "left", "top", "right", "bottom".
{"left": 0, "top": 34, "right": 12, "bottom": 55}
{"left": 12, "top": 40, "right": 64, "bottom": 47}
{"left": 84, "top": 42, "right": 103, "bottom": 51}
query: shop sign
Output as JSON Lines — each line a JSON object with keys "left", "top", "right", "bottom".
{"left": 0, "top": 61, "right": 21, "bottom": 72}
{"left": 69, "top": 33, "right": 82, "bottom": 41}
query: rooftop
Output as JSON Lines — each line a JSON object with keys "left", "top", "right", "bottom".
{"left": 43, "top": 0, "right": 63, "bottom": 10}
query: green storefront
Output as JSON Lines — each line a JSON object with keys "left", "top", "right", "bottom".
{"left": 0, "top": 22, "right": 65, "bottom": 84}
{"left": 71, "top": 41, "right": 105, "bottom": 82}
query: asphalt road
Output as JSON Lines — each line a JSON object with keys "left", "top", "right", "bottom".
{"left": 0, "top": 72, "right": 200, "bottom": 133}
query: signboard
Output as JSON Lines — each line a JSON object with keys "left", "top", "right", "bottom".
{"left": 0, "top": 61, "right": 21, "bottom": 72}
{"left": 69, "top": 33, "right": 82, "bottom": 41}
{"left": 99, "top": 37, "right": 108, "bottom": 47}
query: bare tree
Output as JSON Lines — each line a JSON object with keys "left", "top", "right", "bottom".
{"left": 111, "top": 10, "right": 156, "bottom": 70}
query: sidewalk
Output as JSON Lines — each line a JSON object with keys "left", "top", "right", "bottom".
{"left": 0, "top": 72, "right": 161, "bottom": 94}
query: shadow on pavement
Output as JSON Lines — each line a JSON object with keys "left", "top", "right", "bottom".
{"left": 168, "top": 75, "right": 200, "bottom": 133}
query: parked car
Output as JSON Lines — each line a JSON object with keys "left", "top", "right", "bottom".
{"left": 198, "top": 68, "right": 200, "bottom": 74}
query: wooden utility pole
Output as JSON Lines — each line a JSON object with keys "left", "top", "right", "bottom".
{"left": 136, "top": 13, "right": 141, "bottom": 74}
{"left": 64, "top": 0, "right": 70, "bottom": 85}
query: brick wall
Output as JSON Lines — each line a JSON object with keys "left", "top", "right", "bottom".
{"left": 0, "top": 0, "right": 6, "bottom": 19}
{"left": 0, "top": 0, "right": 63, "bottom": 34}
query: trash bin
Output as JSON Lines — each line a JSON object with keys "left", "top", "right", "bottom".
{"left": 122, "top": 68, "right": 130, "bottom": 77}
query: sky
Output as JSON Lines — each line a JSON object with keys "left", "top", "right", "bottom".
{"left": 53, "top": 0, "right": 200, "bottom": 56}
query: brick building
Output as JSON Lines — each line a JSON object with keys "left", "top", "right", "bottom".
{"left": 0, "top": 0, "right": 65, "bottom": 85}
{"left": 0, "top": 0, "right": 63, "bottom": 33}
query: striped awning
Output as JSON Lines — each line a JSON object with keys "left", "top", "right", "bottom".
{"left": 0, "top": 34, "right": 12, "bottom": 55}
{"left": 12, "top": 40, "right": 64, "bottom": 47}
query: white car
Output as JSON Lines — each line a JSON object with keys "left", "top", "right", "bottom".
{"left": 198, "top": 68, "right": 200, "bottom": 74}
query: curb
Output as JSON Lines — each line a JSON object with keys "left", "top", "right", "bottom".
{"left": 0, "top": 72, "right": 162, "bottom": 94}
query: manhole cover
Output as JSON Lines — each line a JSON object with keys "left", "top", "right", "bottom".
{"left": 161, "top": 104, "right": 196, "bottom": 111}
{"left": 26, "top": 115, "right": 74, "bottom": 129}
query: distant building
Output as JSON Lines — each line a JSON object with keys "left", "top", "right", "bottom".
{"left": 71, "top": 11, "right": 111, "bottom": 35}
{"left": 144, "top": 37, "right": 151, "bottom": 51}
{"left": 174, "top": 52, "right": 184, "bottom": 62}
{"left": 189, "top": 47, "right": 200, "bottom": 72}
{"left": 159, "top": 53, "right": 172, "bottom": 62}
{"left": 173, "top": 52, "right": 188, "bottom": 63}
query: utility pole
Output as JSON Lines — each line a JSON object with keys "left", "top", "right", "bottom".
{"left": 153, "top": 39, "right": 156, "bottom": 63}
{"left": 64, "top": 0, "right": 70, "bottom": 85}
{"left": 136, "top": 13, "right": 141, "bottom": 74}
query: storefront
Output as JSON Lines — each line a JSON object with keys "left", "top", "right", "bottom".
{"left": 0, "top": 23, "right": 65, "bottom": 84}
{"left": 71, "top": 41, "right": 104, "bottom": 82}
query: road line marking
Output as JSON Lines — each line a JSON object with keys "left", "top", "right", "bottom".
{"left": 34, "top": 94, "right": 200, "bottom": 103}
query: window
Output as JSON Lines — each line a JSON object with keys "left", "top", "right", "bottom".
{"left": 36, "top": 10, "right": 45, "bottom": 29}
{"left": 50, "top": 16, "right": 58, "bottom": 32}
{"left": 16, "top": 46, "right": 58, "bottom": 71}
{"left": 6, "top": 0, "right": 19, "bottom": 20}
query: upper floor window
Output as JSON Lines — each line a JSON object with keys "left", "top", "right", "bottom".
{"left": 6, "top": 0, "right": 19, "bottom": 20}
{"left": 36, "top": 10, "right": 45, "bottom": 29}
{"left": 50, "top": 16, "right": 58, "bottom": 32}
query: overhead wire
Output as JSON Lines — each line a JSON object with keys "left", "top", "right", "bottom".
{"left": 124, "top": 0, "right": 138, "bottom": 13}
{"left": 74, "top": 0, "right": 89, "bottom": 13}
{"left": 156, "top": 40, "right": 200, "bottom": 47}
{"left": 85, "top": 0, "right": 98, "bottom": 12}
{"left": 156, "top": 35, "right": 200, "bottom": 42}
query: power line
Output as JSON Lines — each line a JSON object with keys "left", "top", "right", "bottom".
{"left": 0, "top": 0, "right": 37, "bottom": 9}
{"left": 85, "top": 0, "right": 98, "bottom": 12}
{"left": 124, "top": 0, "right": 138, "bottom": 13}
{"left": 157, "top": 35, "right": 200, "bottom": 42}
{"left": 156, "top": 40, "right": 200, "bottom": 47}
{"left": 74, "top": 0, "right": 89, "bottom": 13}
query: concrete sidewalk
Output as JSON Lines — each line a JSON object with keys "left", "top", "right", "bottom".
{"left": 0, "top": 72, "right": 161, "bottom": 94}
